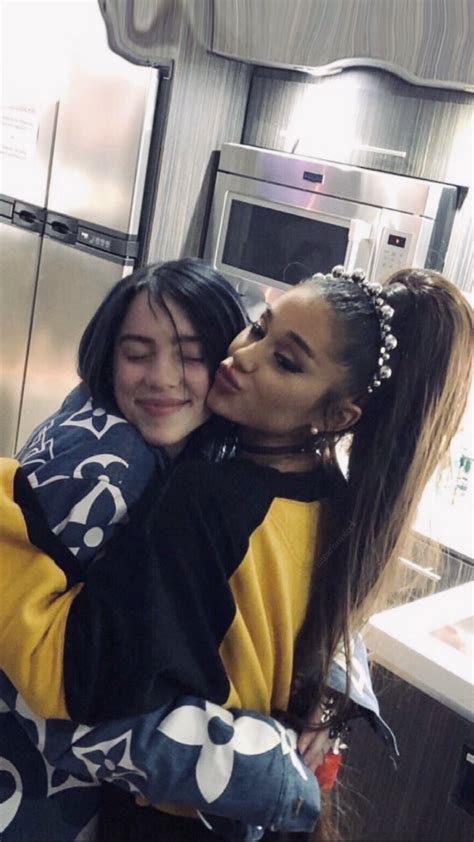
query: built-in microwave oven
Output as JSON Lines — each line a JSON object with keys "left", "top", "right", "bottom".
{"left": 204, "top": 143, "right": 459, "bottom": 314}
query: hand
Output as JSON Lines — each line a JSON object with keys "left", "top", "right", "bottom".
{"left": 298, "top": 722, "right": 334, "bottom": 773}
{"left": 134, "top": 794, "right": 151, "bottom": 807}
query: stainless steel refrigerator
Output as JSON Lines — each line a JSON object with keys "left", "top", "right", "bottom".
{"left": 0, "top": 1, "right": 168, "bottom": 456}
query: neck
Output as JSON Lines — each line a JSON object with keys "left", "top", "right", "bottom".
{"left": 242, "top": 451, "right": 319, "bottom": 473}
{"left": 238, "top": 434, "right": 319, "bottom": 473}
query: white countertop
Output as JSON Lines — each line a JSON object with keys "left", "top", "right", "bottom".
{"left": 364, "top": 581, "right": 474, "bottom": 721}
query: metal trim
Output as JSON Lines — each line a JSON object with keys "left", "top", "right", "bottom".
{"left": 217, "top": 143, "right": 459, "bottom": 218}
{"left": 128, "top": 69, "right": 161, "bottom": 236}
{"left": 137, "top": 69, "right": 173, "bottom": 264}
{"left": 44, "top": 211, "right": 139, "bottom": 258}
{"left": 210, "top": 50, "right": 474, "bottom": 95}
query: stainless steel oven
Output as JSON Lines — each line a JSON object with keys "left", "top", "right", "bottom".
{"left": 204, "top": 143, "right": 459, "bottom": 314}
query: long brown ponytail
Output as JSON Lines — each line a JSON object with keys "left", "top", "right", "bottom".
{"left": 291, "top": 269, "right": 473, "bottom": 719}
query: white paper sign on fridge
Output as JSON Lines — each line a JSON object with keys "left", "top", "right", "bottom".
{"left": 0, "top": 105, "right": 39, "bottom": 161}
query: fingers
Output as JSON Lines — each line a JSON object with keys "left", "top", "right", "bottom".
{"left": 298, "top": 727, "right": 333, "bottom": 773}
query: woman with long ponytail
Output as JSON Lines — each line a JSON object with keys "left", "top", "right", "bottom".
{"left": 292, "top": 268, "right": 472, "bottom": 725}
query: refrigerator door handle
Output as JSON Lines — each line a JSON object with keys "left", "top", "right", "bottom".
{"left": 46, "top": 213, "right": 78, "bottom": 244}
{"left": 19, "top": 210, "right": 37, "bottom": 225}
{"left": 13, "top": 202, "right": 46, "bottom": 234}
{"left": 18, "top": 209, "right": 43, "bottom": 230}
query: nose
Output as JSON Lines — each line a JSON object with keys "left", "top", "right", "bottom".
{"left": 231, "top": 340, "right": 259, "bottom": 373}
{"left": 145, "top": 351, "right": 183, "bottom": 389}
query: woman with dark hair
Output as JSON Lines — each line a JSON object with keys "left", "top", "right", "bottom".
{"left": 1, "top": 266, "right": 471, "bottom": 840}
{"left": 15, "top": 257, "right": 246, "bottom": 565}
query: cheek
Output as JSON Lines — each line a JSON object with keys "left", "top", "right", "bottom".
{"left": 113, "top": 361, "right": 137, "bottom": 402}
{"left": 187, "top": 368, "right": 211, "bottom": 403}
{"left": 112, "top": 357, "right": 124, "bottom": 396}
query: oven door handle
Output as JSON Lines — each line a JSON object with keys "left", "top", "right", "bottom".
{"left": 346, "top": 219, "right": 375, "bottom": 273}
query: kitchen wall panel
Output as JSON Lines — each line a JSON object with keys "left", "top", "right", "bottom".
{"left": 147, "top": 21, "right": 251, "bottom": 259}
{"left": 100, "top": 0, "right": 252, "bottom": 261}
{"left": 243, "top": 67, "right": 473, "bottom": 289}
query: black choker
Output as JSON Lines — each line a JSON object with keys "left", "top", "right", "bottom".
{"left": 239, "top": 441, "right": 316, "bottom": 456}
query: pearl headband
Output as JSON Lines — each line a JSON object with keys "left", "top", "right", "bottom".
{"left": 311, "top": 266, "right": 397, "bottom": 394}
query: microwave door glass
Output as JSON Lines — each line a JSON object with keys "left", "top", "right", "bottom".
{"left": 222, "top": 201, "right": 349, "bottom": 285}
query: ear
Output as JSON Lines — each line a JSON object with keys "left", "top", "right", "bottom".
{"left": 312, "top": 399, "right": 362, "bottom": 434}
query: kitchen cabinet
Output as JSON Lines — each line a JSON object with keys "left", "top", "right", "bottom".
{"left": 345, "top": 570, "right": 474, "bottom": 841}
{"left": 212, "top": 0, "right": 474, "bottom": 92}
{"left": 340, "top": 664, "right": 474, "bottom": 841}
{"left": 97, "top": 0, "right": 210, "bottom": 64}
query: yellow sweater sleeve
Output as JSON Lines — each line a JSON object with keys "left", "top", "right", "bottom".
{"left": 0, "top": 458, "right": 82, "bottom": 719}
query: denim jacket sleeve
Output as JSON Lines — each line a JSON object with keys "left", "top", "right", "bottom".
{"left": 327, "top": 632, "right": 398, "bottom": 757}
{"left": 1, "top": 674, "right": 319, "bottom": 838}
{"left": 17, "top": 384, "right": 164, "bottom": 568}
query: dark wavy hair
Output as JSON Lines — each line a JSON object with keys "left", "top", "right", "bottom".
{"left": 77, "top": 258, "right": 247, "bottom": 459}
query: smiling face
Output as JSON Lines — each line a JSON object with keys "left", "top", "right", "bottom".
{"left": 207, "top": 285, "right": 361, "bottom": 446}
{"left": 113, "top": 291, "right": 211, "bottom": 456}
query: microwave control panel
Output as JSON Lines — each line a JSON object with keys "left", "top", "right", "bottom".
{"left": 372, "top": 228, "right": 413, "bottom": 282}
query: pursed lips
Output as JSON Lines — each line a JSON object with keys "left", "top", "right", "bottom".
{"left": 214, "top": 362, "right": 242, "bottom": 392}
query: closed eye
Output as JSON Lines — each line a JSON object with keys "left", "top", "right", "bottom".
{"left": 274, "top": 353, "right": 302, "bottom": 373}
{"left": 250, "top": 321, "right": 301, "bottom": 372}
{"left": 125, "top": 353, "right": 152, "bottom": 362}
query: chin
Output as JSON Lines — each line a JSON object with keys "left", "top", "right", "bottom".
{"left": 206, "top": 391, "right": 220, "bottom": 414}
{"left": 141, "top": 433, "right": 167, "bottom": 447}
{"left": 142, "top": 432, "right": 187, "bottom": 455}
{"left": 207, "top": 399, "right": 232, "bottom": 422}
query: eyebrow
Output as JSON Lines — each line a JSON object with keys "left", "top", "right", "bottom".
{"left": 263, "top": 308, "right": 315, "bottom": 360}
{"left": 119, "top": 334, "right": 153, "bottom": 346}
{"left": 118, "top": 333, "right": 201, "bottom": 345}
{"left": 287, "top": 330, "right": 315, "bottom": 360}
